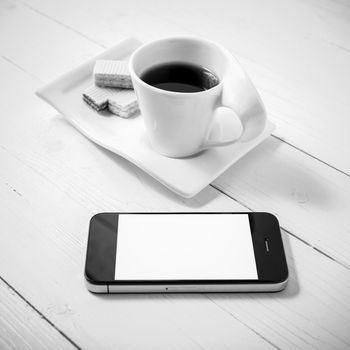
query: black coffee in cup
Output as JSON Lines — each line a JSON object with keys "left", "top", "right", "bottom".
{"left": 140, "top": 62, "right": 219, "bottom": 93}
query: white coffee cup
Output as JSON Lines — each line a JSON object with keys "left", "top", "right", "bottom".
{"left": 129, "top": 37, "right": 266, "bottom": 158}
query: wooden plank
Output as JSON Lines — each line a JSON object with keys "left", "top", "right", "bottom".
{"left": 0, "top": 136, "right": 349, "bottom": 349}
{"left": 19, "top": 0, "right": 350, "bottom": 174}
{"left": 0, "top": 130, "right": 273, "bottom": 350}
{"left": 0, "top": 3, "right": 349, "bottom": 349}
{"left": 0, "top": 0, "right": 102, "bottom": 83}
{"left": 0, "top": 0, "right": 349, "bottom": 274}
{"left": 209, "top": 233, "right": 350, "bottom": 350}
{"left": 213, "top": 135, "right": 350, "bottom": 268}
{"left": 0, "top": 59, "right": 272, "bottom": 348}
{"left": 2, "top": 2, "right": 350, "bottom": 269}
{"left": 0, "top": 278, "right": 76, "bottom": 350}
{"left": 0, "top": 52, "right": 349, "bottom": 348}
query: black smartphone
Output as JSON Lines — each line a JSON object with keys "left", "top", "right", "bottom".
{"left": 85, "top": 212, "right": 288, "bottom": 293}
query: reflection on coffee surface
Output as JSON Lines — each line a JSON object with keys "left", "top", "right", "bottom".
{"left": 140, "top": 62, "right": 219, "bottom": 93}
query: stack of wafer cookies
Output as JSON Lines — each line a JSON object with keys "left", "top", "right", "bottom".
{"left": 82, "top": 60, "right": 139, "bottom": 118}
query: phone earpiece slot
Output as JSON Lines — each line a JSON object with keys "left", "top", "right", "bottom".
{"left": 264, "top": 238, "right": 270, "bottom": 252}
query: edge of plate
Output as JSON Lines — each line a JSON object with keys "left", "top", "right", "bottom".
{"left": 182, "top": 121, "right": 276, "bottom": 198}
{"left": 35, "top": 37, "right": 275, "bottom": 199}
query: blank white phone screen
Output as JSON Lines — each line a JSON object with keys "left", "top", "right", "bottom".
{"left": 115, "top": 214, "right": 258, "bottom": 280}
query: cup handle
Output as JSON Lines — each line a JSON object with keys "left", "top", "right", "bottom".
{"left": 201, "top": 64, "right": 267, "bottom": 149}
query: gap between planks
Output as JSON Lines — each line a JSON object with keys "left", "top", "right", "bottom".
{"left": 0, "top": 51, "right": 348, "bottom": 272}
{"left": 210, "top": 184, "right": 350, "bottom": 271}
{"left": 1, "top": 2, "right": 349, "bottom": 349}
{"left": 272, "top": 135, "right": 350, "bottom": 179}
{"left": 16, "top": 0, "right": 106, "bottom": 48}
{"left": 203, "top": 295, "right": 281, "bottom": 350}
{"left": 15, "top": 0, "right": 350, "bottom": 176}
{"left": 0, "top": 274, "right": 278, "bottom": 350}
{"left": 12, "top": 0, "right": 350, "bottom": 179}
{"left": 0, "top": 275, "right": 81, "bottom": 350}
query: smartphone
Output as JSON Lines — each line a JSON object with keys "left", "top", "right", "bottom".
{"left": 85, "top": 212, "right": 288, "bottom": 293}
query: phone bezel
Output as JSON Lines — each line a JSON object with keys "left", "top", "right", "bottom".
{"left": 85, "top": 212, "right": 288, "bottom": 289}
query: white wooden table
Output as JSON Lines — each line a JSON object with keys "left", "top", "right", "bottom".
{"left": 1, "top": 0, "right": 350, "bottom": 348}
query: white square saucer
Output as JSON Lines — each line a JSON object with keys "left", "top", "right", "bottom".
{"left": 37, "top": 38, "right": 274, "bottom": 198}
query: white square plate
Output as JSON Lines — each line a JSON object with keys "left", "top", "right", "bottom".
{"left": 37, "top": 38, "right": 274, "bottom": 198}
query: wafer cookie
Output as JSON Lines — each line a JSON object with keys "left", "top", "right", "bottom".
{"left": 93, "top": 60, "right": 133, "bottom": 89}
{"left": 82, "top": 85, "right": 139, "bottom": 118}
{"left": 82, "top": 85, "right": 109, "bottom": 111}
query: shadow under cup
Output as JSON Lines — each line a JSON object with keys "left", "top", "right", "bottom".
{"left": 129, "top": 37, "right": 233, "bottom": 158}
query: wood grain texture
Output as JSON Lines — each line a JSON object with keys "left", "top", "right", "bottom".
{"left": 2, "top": 0, "right": 349, "bottom": 267}
{"left": 0, "top": 55, "right": 349, "bottom": 348}
{"left": 0, "top": 46, "right": 273, "bottom": 349}
{"left": 197, "top": 234, "right": 350, "bottom": 350}
{"left": 18, "top": 0, "right": 350, "bottom": 174}
{"left": 0, "top": 278, "right": 76, "bottom": 350}
{"left": 214, "top": 136, "right": 350, "bottom": 268}
{"left": 1, "top": 0, "right": 350, "bottom": 349}
{"left": 0, "top": 0, "right": 103, "bottom": 82}
{"left": 0, "top": 138, "right": 349, "bottom": 349}
{"left": 0, "top": 128, "right": 273, "bottom": 349}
